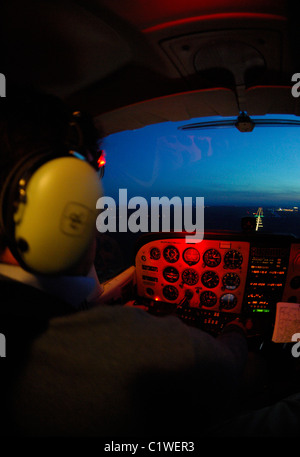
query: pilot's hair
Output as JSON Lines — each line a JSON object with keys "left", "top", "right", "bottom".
{"left": 0, "top": 87, "right": 100, "bottom": 254}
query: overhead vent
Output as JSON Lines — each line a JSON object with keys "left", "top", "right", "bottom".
{"left": 160, "top": 29, "right": 282, "bottom": 111}
{"left": 193, "top": 40, "right": 265, "bottom": 86}
{"left": 160, "top": 29, "right": 281, "bottom": 79}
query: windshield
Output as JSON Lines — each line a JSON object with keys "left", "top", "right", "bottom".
{"left": 95, "top": 114, "right": 300, "bottom": 281}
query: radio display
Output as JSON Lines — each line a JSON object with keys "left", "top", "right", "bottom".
{"left": 244, "top": 246, "right": 289, "bottom": 315}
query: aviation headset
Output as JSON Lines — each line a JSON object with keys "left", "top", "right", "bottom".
{"left": 0, "top": 111, "right": 103, "bottom": 275}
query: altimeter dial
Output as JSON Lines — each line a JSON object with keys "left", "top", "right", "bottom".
{"left": 203, "top": 249, "right": 221, "bottom": 267}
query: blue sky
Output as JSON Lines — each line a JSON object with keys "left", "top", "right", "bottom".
{"left": 101, "top": 115, "right": 300, "bottom": 207}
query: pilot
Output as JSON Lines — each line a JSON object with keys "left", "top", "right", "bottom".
{"left": 0, "top": 88, "right": 249, "bottom": 437}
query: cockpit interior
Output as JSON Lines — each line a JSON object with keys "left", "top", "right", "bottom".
{"left": 2, "top": 0, "right": 300, "bottom": 438}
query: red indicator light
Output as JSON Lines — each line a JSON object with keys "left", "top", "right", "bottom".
{"left": 97, "top": 151, "right": 106, "bottom": 168}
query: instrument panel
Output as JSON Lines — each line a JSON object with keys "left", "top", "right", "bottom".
{"left": 135, "top": 233, "right": 300, "bottom": 336}
{"left": 136, "top": 239, "right": 250, "bottom": 315}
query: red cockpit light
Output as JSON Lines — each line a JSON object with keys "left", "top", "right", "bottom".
{"left": 98, "top": 151, "right": 106, "bottom": 167}
{"left": 97, "top": 151, "right": 106, "bottom": 177}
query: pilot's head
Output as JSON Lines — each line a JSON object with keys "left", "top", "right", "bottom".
{"left": 0, "top": 88, "right": 103, "bottom": 276}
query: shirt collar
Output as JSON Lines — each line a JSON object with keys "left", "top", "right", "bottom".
{"left": 0, "top": 263, "right": 95, "bottom": 308}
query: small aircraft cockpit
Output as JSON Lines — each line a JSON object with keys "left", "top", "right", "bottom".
{"left": 94, "top": 112, "right": 300, "bottom": 416}
{"left": 1, "top": 0, "right": 300, "bottom": 439}
{"left": 97, "top": 113, "right": 300, "bottom": 323}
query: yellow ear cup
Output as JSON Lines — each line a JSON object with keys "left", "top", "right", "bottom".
{"left": 13, "top": 157, "right": 102, "bottom": 275}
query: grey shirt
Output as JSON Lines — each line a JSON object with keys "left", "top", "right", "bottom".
{"left": 11, "top": 303, "right": 248, "bottom": 436}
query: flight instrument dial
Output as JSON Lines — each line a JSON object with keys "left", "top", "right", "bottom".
{"left": 163, "top": 245, "right": 180, "bottom": 263}
{"left": 163, "top": 285, "right": 179, "bottom": 301}
{"left": 163, "top": 267, "right": 179, "bottom": 283}
{"left": 183, "top": 247, "right": 200, "bottom": 266}
{"left": 201, "top": 271, "right": 219, "bottom": 288}
{"left": 203, "top": 249, "right": 221, "bottom": 267}
{"left": 150, "top": 247, "right": 161, "bottom": 260}
{"left": 222, "top": 272, "right": 240, "bottom": 290}
{"left": 220, "top": 293, "right": 237, "bottom": 310}
{"left": 224, "top": 250, "right": 243, "bottom": 269}
{"left": 200, "top": 291, "right": 218, "bottom": 308}
{"left": 182, "top": 268, "right": 199, "bottom": 285}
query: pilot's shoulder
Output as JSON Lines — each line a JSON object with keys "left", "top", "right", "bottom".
{"left": 47, "top": 304, "right": 197, "bottom": 367}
